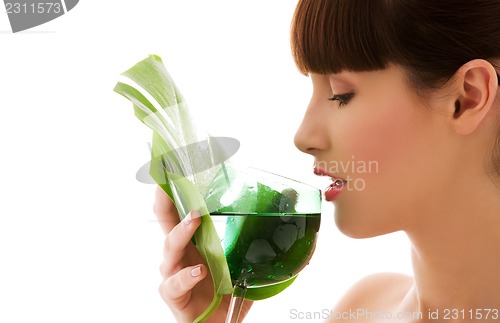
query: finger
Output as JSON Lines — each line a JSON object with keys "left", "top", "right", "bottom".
{"left": 154, "top": 186, "right": 181, "bottom": 234}
{"left": 162, "top": 210, "right": 202, "bottom": 266}
{"left": 159, "top": 265, "right": 207, "bottom": 306}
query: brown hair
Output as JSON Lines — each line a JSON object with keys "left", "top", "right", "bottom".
{"left": 290, "top": 0, "right": 500, "bottom": 178}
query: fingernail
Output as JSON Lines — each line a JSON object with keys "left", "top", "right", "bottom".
{"left": 191, "top": 266, "right": 201, "bottom": 277}
{"left": 183, "top": 213, "right": 192, "bottom": 225}
{"left": 184, "top": 210, "right": 201, "bottom": 225}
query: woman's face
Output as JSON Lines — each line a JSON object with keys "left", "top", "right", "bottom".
{"left": 294, "top": 65, "right": 455, "bottom": 238}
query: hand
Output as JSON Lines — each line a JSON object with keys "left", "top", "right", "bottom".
{"left": 154, "top": 186, "right": 253, "bottom": 323}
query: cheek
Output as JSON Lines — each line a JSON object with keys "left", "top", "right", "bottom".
{"left": 334, "top": 100, "right": 431, "bottom": 236}
{"left": 344, "top": 102, "right": 422, "bottom": 172}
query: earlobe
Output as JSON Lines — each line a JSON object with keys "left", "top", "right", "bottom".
{"left": 451, "top": 59, "right": 498, "bottom": 135}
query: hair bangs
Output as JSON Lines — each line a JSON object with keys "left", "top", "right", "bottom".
{"left": 291, "top": 0, "right": 392, "bottom": 75}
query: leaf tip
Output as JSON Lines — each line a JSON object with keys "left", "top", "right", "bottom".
{"left": 150, "top": 54, "right": 163, "bottom": 62}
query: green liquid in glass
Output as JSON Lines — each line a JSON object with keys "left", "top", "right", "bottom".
{"left": 211, "top": 213, "right": 320, "bottom": 287}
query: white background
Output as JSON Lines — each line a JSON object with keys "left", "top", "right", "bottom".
{"left": 0, "top": 1, "right": 412, "bottom": 322}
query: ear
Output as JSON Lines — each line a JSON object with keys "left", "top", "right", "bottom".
{"left": 450, "top": 59, "right": 499, "bottom": 135}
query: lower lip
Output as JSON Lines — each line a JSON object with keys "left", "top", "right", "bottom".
{"left": 324, "top": 183, "right": 345, "bottom": 202}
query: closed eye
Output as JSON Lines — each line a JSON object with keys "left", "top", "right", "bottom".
{"left": 328, "top": 93, "right": 355, "bottom": 108}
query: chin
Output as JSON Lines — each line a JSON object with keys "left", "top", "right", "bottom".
{"left": 336, "top": 223, "right": 381, "bottom": 239}
{"left": 334, "top": 209, "right": 397, "bottom": 239}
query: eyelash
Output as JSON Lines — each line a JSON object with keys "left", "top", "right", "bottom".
{"left": 328, "top": 93, "right": 355, "bottom": 108}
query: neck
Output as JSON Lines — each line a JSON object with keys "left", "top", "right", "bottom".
{"left": 403, "top": 176, "right": 500, "bottom": 316}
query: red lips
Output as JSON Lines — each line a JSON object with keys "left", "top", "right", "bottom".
{"left": 313, "top": 167, "right": 347, "bottom": 202}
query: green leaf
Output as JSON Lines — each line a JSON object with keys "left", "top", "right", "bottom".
{"left": 114, "top": 55, "right": 300, "bottom": 321}
{"left": 114, "top": 55, "right": 233, "bottom": 322}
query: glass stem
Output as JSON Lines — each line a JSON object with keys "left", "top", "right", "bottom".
{"left": 225, "top": 285, "right": 247, "bottom": 323}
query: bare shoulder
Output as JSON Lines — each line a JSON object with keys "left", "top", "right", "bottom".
{"left": 325, "top": 273, "right": 414, "bottom": 322}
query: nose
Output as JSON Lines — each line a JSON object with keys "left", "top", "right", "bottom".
{"left": 294, "top": 99, "right": 329, "bottom": 155}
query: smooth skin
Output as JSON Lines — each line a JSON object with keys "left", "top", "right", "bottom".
{"left": 294, "top": 60, "right": 500, "bottom": 322}
{"left": 156, "top": 60, "right": 500, "bottom": 322}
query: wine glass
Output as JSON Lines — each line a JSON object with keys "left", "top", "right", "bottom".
{"left": 203, "top": 163, "right": 322, "bottom": 323}
{"left": 114, "top": 55, "right": 321, "bottom": 322}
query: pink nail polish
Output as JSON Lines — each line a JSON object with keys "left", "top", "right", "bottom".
{"left": 183, "top": 213, "right": 192, "bottom": 225}
{"left": 191, "top": 266, "right": 201, "bottom": 277}
{"left": 191, "top": 210, "right": 200, "bottom": 219}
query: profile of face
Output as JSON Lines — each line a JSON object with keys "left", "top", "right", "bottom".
{"left": 290, "top": 0, "right": 500, "bottom": 239}
{"left": 294, "top": 67, "right": 450, "bottom": 238}
{"left": 295, "top": 67, "right": 500, "bottom": 240}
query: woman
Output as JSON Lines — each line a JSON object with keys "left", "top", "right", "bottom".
{"left": 155, "top": 0, "right": 500, "bottom": 321}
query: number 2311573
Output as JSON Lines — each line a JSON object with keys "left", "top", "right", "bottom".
{"left": 5, "top": 2, "right": 62, "bottom": 14}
